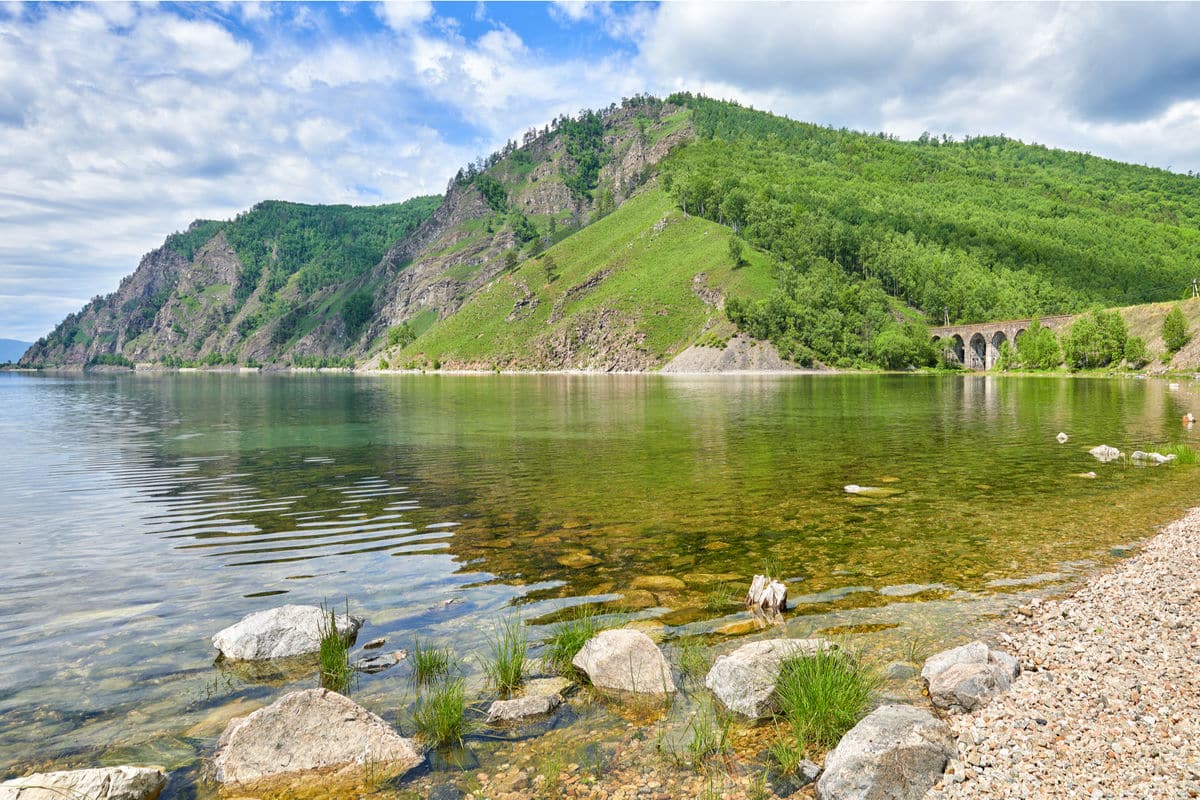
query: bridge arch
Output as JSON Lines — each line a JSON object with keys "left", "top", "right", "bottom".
{"left": 968, "top": 333, "right": 987, "bottom": 370}
{"left": 990, "top": 331, "right": 1008, "bottom": 368}
{"left": 933, "top": 334, "right": 965, "bottom": 366}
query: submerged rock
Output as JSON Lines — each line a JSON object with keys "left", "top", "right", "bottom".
{"left": 354, "top": 649, "right": 407, "bottom": 674}
{"left": 815, "top": 704, "right": 954, "bottom": 800}
{"left": 705, "top": 638, "right": 831, "bottom": 718}
{"left": 1131, "top": 450, "right": 1176, "bottom": 465}
{"left": 486, "top": 692, "right": 562, "bottom": 723}
{"left": 921, "top": 641, "right": 1020, "bottom": 713}
{"left": 212, "top": 604, "right": 362, "bottom": 661}
{"left": 843, "top": 484, "right": 903, "bottom": 499}
{"left": 572, "top": 629, "right": 676, "bottom": 694}
{"left": 1089, "top": 444, "right": 1122, "bottom": 463}
{"left": 0, "top": 766, "right": 167, "bottom": 800}
{"left": 1056, "top": 431, "right": 1069, "bottom": 444}
{"left": 214, "top": 688, "right": 422, "bottom": 786}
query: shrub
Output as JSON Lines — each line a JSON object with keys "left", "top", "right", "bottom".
{"left": 1064, "top": 309, "right": 1126, "bottom": 369}
{"left": 1124, "top": 335, "right": 1149, "bottom": 368}
{"left": 774, "top": 646, "right": 879, "bottom": 749}
{"left": 1014, "top": 318, "right": 1061, "bottom": 369}
{"left": 387, "top": 323, "right": 416, "bottom": 349}
{"left": 1163, "top": 305, "right": 1191, "bottom": 353}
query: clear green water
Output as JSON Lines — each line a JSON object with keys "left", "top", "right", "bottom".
{"left": 1, "top": 371, "right": 1197, "bottom": 792}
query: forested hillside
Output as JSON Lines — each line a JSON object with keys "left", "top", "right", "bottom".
{"left": 658, "top": 94, "right": 1200, "bottom": 367}
{"left": 22, "top": 93, "right": 1200, "bottom": 371}
{"left": 23, "top": 197, "right": 439, "bottom": 367}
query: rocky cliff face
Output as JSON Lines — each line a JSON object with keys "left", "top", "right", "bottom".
{"left": 23, "top": 99, "right": 693, "bottom": 368}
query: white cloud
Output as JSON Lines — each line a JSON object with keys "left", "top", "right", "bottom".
{"left": 376, "top": 0, "right": 432, "bottom": 33}
{"left": 5, "top": 1, "right": 1200, "bottom": 342}
{"left": 295, "top": 116, "right": 352, "bottom": 151}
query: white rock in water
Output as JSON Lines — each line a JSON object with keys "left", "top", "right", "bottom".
{"left": 572, "top": 629, "right": 676, "bottom": 694}
{"left": 1056, "top": 432, "right": 1069, "bottom": 444}
{"left": 1169, "top": 383, "right": 1180, "bottom": 391}
{"left": 486, "top": 692, "right": 562, "bottom": 723}
{"left": 815, "top": 704, "right": 954, "bottom": 800}
{"left": 745, "top": 574, "right": 787, "bottom": 611}
{"left": 705, "top": 638, "right": 832, "bottom": 718}
{"left": 843, "top": 484, "right": 902, "bottom": 498}
{"left": 1132, "top": 451, "right": 1176, "bottom": 464}
{"left": 0, "top": 766, "right": 167, "bottom": 800}
{"left": 213, "top": 605, "right": 363, "bottom": 660}
{"left": 1088, "top": 444, "right": 1122, "bottom": 463}
{"left": 214, "top": 688, "right": 422, "bottom": 786}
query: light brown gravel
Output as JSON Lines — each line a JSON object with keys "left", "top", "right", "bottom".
{"left": 927, "top": 508, "right": 1200, "bottom": 799}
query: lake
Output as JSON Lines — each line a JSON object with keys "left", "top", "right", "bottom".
{"left": 1, "top": 371, "right": 1195, "bottom": 792}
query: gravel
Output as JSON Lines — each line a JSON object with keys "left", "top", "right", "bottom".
{"left": 927, "top": 508, "right": 1200, "bottom": 799}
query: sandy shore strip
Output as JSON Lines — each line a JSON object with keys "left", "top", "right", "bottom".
{"left": 927, "top": 507, "right": 1200, "bottom": 799}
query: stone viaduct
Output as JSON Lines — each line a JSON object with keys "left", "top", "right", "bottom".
{"left": 929, "top": 314, "right": 1074, "bottom": 370}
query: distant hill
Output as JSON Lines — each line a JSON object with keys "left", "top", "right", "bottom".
{"left": 0, "top": 339, "right": 32, "bottom": 363}
{"left": 25, "top": 93, "right": 1200, "bottom": 371}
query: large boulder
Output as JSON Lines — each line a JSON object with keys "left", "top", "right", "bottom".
{"left": 572, "top": 629, "right": 676, "bottom": 694}
{"left": 815, "top": 704, "right": 954, "bottom": 800}
{"left": 921, "top": 641, "right": 1019, "bottom": 713}
{"left": 212, "top": 605, "right": 363, "bottom": 660}
{"left": 0, "top": 766, "right": 167, "bottom": 800}
{"left": 213, "top": 688, "right": 422, "bottom": 786}
{"left": 705, "top": 638, "right": 830, "bottom": 718}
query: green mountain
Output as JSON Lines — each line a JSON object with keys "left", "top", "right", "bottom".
{"left": 24, "top": 94, "right": 1200, "bottom": 371}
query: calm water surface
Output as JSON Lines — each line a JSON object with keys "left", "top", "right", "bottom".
{"left": 2, "top": 372, "right": 1198, "bottom": 788}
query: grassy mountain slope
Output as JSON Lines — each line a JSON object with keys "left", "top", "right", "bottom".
{"left": 379, "top": 188, "right": 774, "bottom": 370}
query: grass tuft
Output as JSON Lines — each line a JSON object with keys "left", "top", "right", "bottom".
{"left": 767, "top": 727, "right": 805, "bottom": 774}
{"left": 543, "top": 606, "right": 608, "bottom": 676}
{"left": 1153, "top": 442, "right": 1199, "bottom": 464}
{"left": 483, "top": 617, "right": 529, "bottom": 696}
{"left": 774, "top": 646, "right": 879, "bottom": 750}
{"left": 413, "top": 677, "right": 472, "bottom": 748}
{"left": 317, "top": 602, "right": 353, "bottom": 694}
{"left": 411, "top": 638, "right": 454, "bottom": 686}
{"left": 702, "top": 582, "right": 735, "bottom": 611}
{"left": 684, "top": 694, "right": 732, "bottom": 769}
{"left": 676, "top": 637, "right": 711, "bottom": 685}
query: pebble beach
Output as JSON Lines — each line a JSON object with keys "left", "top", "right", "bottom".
{"left": 928, "top": 507, "right": 1200, "bottom": 799}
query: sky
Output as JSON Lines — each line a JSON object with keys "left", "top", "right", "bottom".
{"left": 3, "top": 1, "right": 1200, "bottom": 341}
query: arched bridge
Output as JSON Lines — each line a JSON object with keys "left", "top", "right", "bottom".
{"left": 930, "top": 315, "right": 1074, "bottom": 370}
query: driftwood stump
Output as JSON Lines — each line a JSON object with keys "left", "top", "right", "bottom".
{"left": 745, "top": 574, "right": 787, "bottom": 612}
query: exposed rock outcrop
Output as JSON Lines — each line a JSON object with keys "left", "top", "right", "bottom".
{"left": 815, "top": 704, "right": 955, "bottom": 800}
{"left": 0, "top": 766, "right": 167, "bottom": 800}
{"left": 573, "top": 629, "right": 676, "bottom": 694}
{"left": 212, "top": 605, "right": 362, "bottom": 661}
{"left": 660, "top": 334, "right": 798, "bottom": 373}
{"left": 213, "top": 688, "right": 422, "bottom": 786}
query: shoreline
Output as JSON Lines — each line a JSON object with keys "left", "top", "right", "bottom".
{"left": 928, "top": 507, "right": 1200, "bottom": 798}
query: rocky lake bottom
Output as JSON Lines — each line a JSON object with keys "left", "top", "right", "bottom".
{"left": 3, "top": 371, "right": 1200, "bottom": 798}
